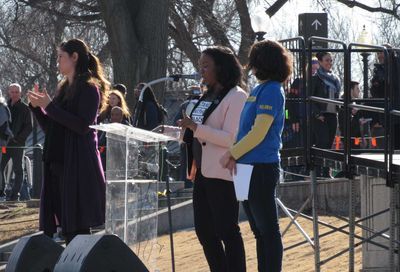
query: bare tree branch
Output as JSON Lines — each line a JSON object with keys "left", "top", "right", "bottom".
{"left": 336, "top": 0, "right": 400, "bottom": 20}
{"left": 192, "top": 0, "right": 233, "bottom": 49}
{"left": 169, "top": 6, "right": 201, "bottom": 67}
{"left": 0, "top": 35, "right": 49, "bottom": 71}
{"left": 18, "top": 0, "right": 102, "bottom": 22}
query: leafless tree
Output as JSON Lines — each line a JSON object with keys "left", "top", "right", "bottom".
{"left": 0, "top": 0, "right": 169, "bottom": 109}
{"left": 0, "top": 0, "right": 108, "bottom": 96}
{"left": 169, "top": 0, "right": 255, "bottom": 70}
{"left": 1, "top": 0, "right": 400, "bottom": 105}
{"left": 335, "top": 0, "right": 400, "bottom": 20}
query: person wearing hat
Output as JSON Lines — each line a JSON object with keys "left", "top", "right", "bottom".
{"left": 284, "top": 57, "right": 319, "bottom": 148}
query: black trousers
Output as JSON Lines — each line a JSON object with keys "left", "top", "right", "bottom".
{"left": 313, "top": 113, "right": 337, "bottom": 177}
{"left": 1, "top": 146, "right": 24, "bottom": 200}
{"left": 193, "top": 171, "right": 246, "bottom": 272}
{"left": 313, "top": 113, "right": 337, "bottom": 149}
{"left": 243, "top": 163, "right": 282, "bottom": 272}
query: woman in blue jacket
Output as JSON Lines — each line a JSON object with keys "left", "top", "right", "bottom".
{"left": 221, "top": 40, "right": 293, "bottom": 272}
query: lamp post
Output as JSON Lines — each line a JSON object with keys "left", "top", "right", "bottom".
{"left": 255, "top": 31, "right": 267, "bottom": 42}
{"left": 357, "top": 25, "right": 371, "bottom": 98}
{"left": 252, "top": 11, "right": 267, "bottom": 41}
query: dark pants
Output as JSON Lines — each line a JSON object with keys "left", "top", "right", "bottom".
{"left": 313, "top": 113, "right": 337, "bottom": 149}
{"left": 243, "top": 163, "right": 282, "bottom": 272}
{"left": 193, "top": 171, "right": 246, "bottom": 272}
{"left": 313, "top": 113, "right": 337, "bottom": 177}
{"left": 1, "top": 146, "right": 24, "bottom": 200}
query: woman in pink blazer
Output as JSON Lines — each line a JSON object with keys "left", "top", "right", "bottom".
{"left": 179, "top": 46, "right": 247, "bottom": 272}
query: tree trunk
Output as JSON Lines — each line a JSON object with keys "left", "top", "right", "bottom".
{"left": 98, "top": 0, "right": 169, "bottom": 109}
{"left": 235, "top": 0, "right": 255, "bottom": 65}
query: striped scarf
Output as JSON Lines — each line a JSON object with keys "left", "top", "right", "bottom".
{"left": 317, "top": 67, "right": 341, "bottom": 98}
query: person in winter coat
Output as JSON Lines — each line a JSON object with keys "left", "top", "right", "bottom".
{"left": 0, "top": 83, "right": 32, "bottom": 201}
{"left": 28, "top": 38, "right": 109, "bottom": 244}
{"left": 179, "top": 46, "right": 247, "bottom": 272}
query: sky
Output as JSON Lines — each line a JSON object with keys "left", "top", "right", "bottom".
{"left": 247, "top": 0, "right": 389, "bottom": 90}
{"left": 250, "top": 0, "right": 379, "bottom": 43}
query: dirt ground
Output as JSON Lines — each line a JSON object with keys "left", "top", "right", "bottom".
{"left": 0, "top": 202, "right": 39, "bottom": 245}
{"left": 0, "top": 203, "right": 362, "bottom": 271}
{"left": 155, "top": 216, "right": 362, "bottom": 272}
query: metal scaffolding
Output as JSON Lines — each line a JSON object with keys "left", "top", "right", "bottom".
{"left": 279, "top": 36, "right": 400, "bottom": 271}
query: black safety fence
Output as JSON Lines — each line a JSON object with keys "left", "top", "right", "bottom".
{"left": 277, "top": 36, "right": 400, "bottom": 272}
{"left": 279, "top": 36, "right": 400, "bottom": 186}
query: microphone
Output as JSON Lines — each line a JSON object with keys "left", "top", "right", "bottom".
{"left": 170, "top": 73, "right": 201, "bottom": 81}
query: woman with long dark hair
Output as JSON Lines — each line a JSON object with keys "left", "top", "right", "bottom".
{"left": 179, "top": 46, "right": 247, "bottom": 272}
{"left": 28, "top": 38, "right": 109, "bottom": 244}
{"left": 221, "top": 40, "right": 293, "bottom": 272}
{"left": 132, "top": 83, "right": 166, "bottom": 130}
{"left": 311, "top": 52, "right": 341, "bottom": 177}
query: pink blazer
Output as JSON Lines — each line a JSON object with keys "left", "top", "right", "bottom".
{"left": 193, "top": 86, "right": 247, "bottom": 181}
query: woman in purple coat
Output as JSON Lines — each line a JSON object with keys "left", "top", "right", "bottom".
{"left": 28, "top": 39, "right": 109, "bottom": 244}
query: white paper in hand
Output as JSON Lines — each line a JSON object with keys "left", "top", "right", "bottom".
{"left": 233, "top": 163, "right": 254, "bottom": 201}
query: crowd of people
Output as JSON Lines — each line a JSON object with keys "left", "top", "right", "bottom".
{"left": 0, "top": 36, "right": 398, "bottom": 271}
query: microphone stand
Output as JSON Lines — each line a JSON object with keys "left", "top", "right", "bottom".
{"left": 134, "top": 75, "right": 195, "bottom": 272}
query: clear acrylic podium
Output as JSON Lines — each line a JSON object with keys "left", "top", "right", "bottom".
{"left": 92, "top": 123, "right": 175, "bottom": 271}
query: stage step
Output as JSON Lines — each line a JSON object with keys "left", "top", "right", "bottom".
{"left": 158, "top": 196, "right": 192, "bottom": 208}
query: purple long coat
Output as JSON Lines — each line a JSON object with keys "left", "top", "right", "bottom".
{"left": 30, "top": 83, "right": 105, "bottom": 235}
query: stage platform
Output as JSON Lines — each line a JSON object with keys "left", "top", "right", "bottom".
{"left": 281, "top": 148, "right": 400, "bottom": 179}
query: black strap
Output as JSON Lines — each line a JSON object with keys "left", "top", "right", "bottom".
{"left": 183, "top": 87, "right": 232, "bottom": 174}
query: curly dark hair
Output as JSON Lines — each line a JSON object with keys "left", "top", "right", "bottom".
{"left": 201, "top": 46, "right": 245, "bottom": 91}
{"left": 248, "top": 40, "right": 293, "bottom": 83}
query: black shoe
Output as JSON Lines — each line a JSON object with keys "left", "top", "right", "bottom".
{"left": 0, "top": 191, "right": 5, "bottom": 198}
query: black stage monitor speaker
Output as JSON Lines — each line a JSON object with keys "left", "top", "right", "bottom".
{"left": 6, "top": 234, "right": 64, "bottom": 272}
{"left": 53, "top": 234, "right": 149, "bottom": 272}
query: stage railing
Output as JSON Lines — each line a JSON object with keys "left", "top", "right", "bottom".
{"left": 279, "top": 36, "right": 400, "bottom": 272}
